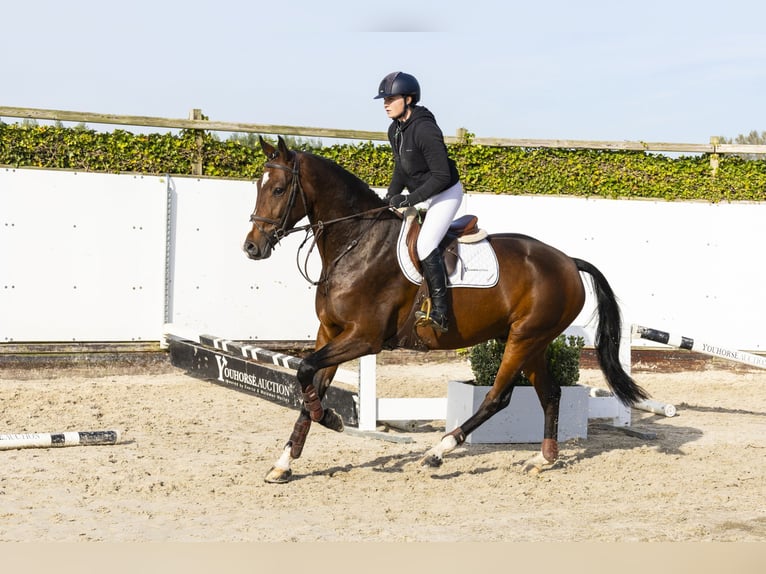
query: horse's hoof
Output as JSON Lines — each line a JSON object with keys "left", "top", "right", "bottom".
{"left": 264, "top": 466, "right": 292, "bottom": 484}
{"left": 318, "top": 408, "right": 344, "bottom": 433}
{"left": 523, "top": 464, "right": 542, "bottom": 476}
{"left": 419, "top": 453, "right": 443, "bottom": 468}
{"left": 521, "top": 452, "right": 554, "bottom": 475}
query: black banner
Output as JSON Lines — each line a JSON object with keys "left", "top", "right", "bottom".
{"left": 168, "top": 337, "right": 359, "bottom": 426}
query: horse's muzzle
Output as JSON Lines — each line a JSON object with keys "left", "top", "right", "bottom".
{"left": 243, "top": 238, "right": 273, "bottom": 260}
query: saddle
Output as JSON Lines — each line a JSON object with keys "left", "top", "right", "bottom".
{"left": 385, "top": 207, "right": 496, "bottom": 351}
{"left": 404, "top": 208, "right": 488, "bottom": 274}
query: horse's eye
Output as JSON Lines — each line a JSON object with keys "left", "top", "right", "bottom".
{"left": 273, "top": 187, "right": 285, "bottom": 197}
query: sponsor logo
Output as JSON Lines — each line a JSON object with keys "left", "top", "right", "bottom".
{"left": 214, "top": 353, "right": 292, "bottom": 398}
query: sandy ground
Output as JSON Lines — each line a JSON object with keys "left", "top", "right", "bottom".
{"left": 1, "top": 355, "right": 766, "bottom": 543}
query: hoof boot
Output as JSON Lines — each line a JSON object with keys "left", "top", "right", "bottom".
{"left": 319, "top": 408, "right": 344, "bottom": 432}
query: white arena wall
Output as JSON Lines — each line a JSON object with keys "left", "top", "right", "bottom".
{"left": 2, "top": 166, "right": 765, "bottom": 351}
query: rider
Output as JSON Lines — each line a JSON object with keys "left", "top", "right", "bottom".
{"left": 374, "top": 71, "right": 463, "bottom": 333}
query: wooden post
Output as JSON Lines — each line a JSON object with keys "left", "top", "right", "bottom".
{"left": 189, "top": 108, "right": 204, "bottom": 176}
{"left": 709, "top": 136, "right": 720, "bottom": 178}
{"left": 456, "top": 127, "right": 468, "bottom": 144}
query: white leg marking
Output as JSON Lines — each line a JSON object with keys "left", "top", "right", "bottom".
{"left": 522, "top": 451, "right": 555, "bottom": 475}
{"left": 437, "top": 434, "right": 458, "bottom": 457}
{"left": 420, "top": 434, "right": 459, "bottom": 466}
{"left": 273, "top": 445, "right": 292, "bottom": 471}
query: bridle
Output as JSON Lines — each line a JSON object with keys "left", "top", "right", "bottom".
{"left": 249, "top": 154, "right": 310, "bottom": 252}
{"left": 249, "top": 152, "right": 390, "bottom": 284}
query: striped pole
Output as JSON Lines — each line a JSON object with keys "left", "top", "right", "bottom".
{"left": 633, "top": 325, "right": 766, "bottom": 370}
{"left": 200, "top": 334, "right": 303, "bottom": 370}
{"left": 0, "top": 430, "right": 121, "bottom": 451}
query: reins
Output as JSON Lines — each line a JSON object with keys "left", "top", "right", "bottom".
{"left": 296, "top": 205, "right": 389, "bottom": 286}
{"left": 249, "top": 154, "right": 391, "bottom": 285}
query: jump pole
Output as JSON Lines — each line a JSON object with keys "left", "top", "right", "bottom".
{"left": 0, "top": 430, "right": 121, "bottom": 451}
{"left": 586, "top": 386, "right": 676, "bottom": 418}
{"left": 632, "top": 324, "right": 766, "bottom": 370}
{"left": 165, "top": 333, "right": 415, "bottom": 443}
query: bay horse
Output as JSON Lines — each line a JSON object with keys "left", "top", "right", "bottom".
{"left": 244, "top": 136, "right": 648, "bottom": 484}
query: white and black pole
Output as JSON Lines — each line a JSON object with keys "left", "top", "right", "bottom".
{"left": 633, "top": 325, "right": 766, "bottom": 370}
{"left": 0, "top": 430, "right": 121, "bottom": 451}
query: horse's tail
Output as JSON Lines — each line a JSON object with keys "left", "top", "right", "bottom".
{"left": 573, "top": 258, "right": 649, "bottom": 405}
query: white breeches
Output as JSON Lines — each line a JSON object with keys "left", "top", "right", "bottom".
{"left": 415, "top": 181, "right": 464, "bottom": 259}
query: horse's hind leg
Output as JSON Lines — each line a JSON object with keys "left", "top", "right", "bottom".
{"left": 420, "top": 337, "right": 535, "bottom": 468}
{"left": 520, "top": 351, "right": 562, "bottom": 474}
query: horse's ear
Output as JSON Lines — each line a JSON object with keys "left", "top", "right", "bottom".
{"left": 259, "top": 136, "right": 277, "bottom": 159}
{"left": 277, "top": 136, "right": 291, "bottom": 158}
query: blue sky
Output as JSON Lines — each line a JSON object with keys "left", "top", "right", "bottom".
{"left": 2, "top": 0, "right": 764, "bottom": 144}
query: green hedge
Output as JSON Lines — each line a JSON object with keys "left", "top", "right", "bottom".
{"left": 465, "top": 334, "right": 585, "bottom": 386}
{"left": 2, "top": 122, "right": 766, "bottom": 201}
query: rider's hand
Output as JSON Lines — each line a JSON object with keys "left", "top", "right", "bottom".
{"left": 388, "top": 194, "right": 410, "bottom": 208}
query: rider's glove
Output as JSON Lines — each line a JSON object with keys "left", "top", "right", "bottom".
{"left": 388, "top": 194, "right": 410, "bottom": 208}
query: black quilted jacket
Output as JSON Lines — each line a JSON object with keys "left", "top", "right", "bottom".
{"left": 386, "top": 106, "right": 460, "bottom": 203}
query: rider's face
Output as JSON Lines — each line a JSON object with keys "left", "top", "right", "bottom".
{"left": 383, "top": 95, "right": 408, "bottom": 119}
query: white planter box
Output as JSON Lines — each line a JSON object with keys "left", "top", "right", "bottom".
{"left": 446, "top": 381, "right": 589, "bottom": 444}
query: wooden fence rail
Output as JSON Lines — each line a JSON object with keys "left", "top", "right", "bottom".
{"left": 2, "top": 104, "right": 766, "bottom": 158}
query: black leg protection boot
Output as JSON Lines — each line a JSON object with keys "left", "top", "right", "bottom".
{"left": 415, "top": 248, "right": 449, "bottom": 333}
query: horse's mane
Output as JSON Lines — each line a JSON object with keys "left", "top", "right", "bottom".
{"left": 299, "top": 150, "right": 387, "bottom": 207}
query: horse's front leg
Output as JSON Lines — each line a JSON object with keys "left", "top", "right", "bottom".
{"left": 264, "top": 408, "right": 312, "bottom": 484}
{"left": 297, "top": 359, "right": 345, "bottom": 432}
{"left": 264, "top": 360, "right": 342, "bottom": 484}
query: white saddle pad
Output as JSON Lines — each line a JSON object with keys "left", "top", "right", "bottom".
{"left": 396, "top": 210, "right": 499, "bottom": 288}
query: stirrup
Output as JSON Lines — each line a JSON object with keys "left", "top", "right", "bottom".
{"left": 415, "top": 298, "right": 448, "bottom": 333}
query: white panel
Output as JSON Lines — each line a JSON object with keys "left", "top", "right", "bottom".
{"left": 376, "top": 398, "right": 447, "bottom": 421}
{"left": 166, "top": 176, "right": 320, "bottom": 341}
{"left": 465, "top": 194, "right": 766, "bottom": 351}
{"left": 0, "top": 168, "right": 166, "bottom": 342}
{"left": 4, "top": 168, "right": 766, "bottom": 351}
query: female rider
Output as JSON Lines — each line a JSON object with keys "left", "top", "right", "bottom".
{"left": 374, "top": 71, "right": 463, "bottom": 333}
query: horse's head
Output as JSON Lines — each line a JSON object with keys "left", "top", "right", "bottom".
{"left": 243, "top": 136, "right": 307, "bottom": 260}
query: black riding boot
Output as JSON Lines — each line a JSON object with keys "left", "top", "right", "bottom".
{"left": 415, "top": 248, "right": 449, "bottom": 333}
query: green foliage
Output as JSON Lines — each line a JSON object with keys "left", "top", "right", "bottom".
{"left": 319, "top": 141, "right": 395, "bottom": 188}
{"left": 2, "top": 122, "right": 766, "bottom": 201}
{"left": 467, "top": 334, "right": 585, "bottom": 387}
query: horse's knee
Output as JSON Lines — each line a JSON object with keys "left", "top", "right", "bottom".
{"left": 296, "top": 360, "right": 316, "bottom": 387}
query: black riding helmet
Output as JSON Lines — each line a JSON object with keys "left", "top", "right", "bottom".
{"left": 374, "top": 71, "right": 420, "bottom": 104}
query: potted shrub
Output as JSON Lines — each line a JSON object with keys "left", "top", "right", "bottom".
{"left": 446, "top": 335, "right": 589, "bottom": 444}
